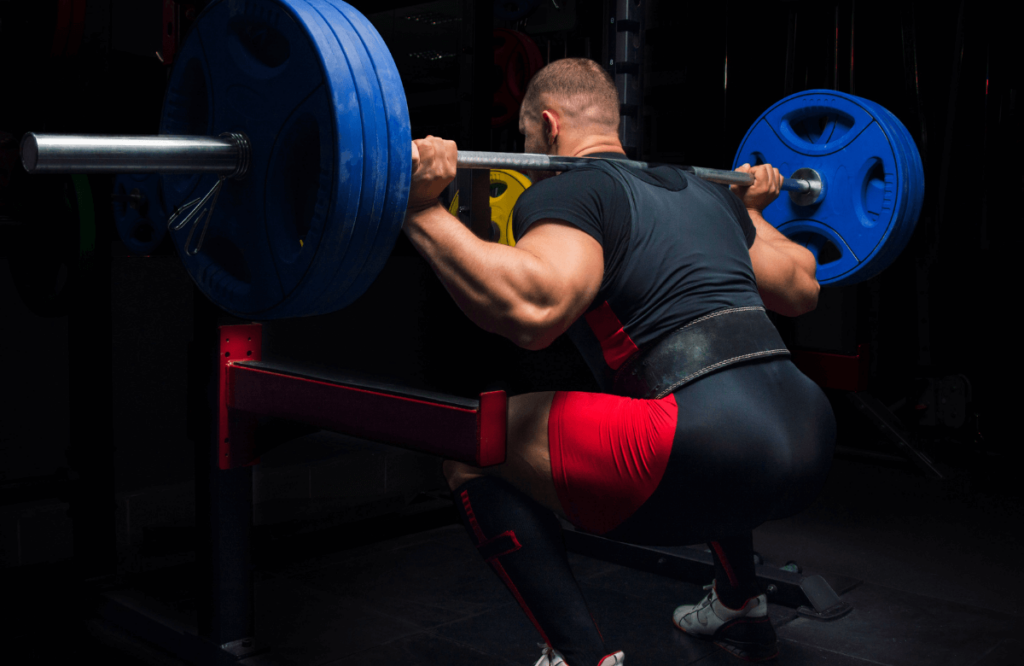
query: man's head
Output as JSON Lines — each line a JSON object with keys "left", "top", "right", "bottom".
{"left": 518, "top": 58, "right": 622, "bottom": 163}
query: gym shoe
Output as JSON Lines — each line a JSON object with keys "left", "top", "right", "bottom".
{"left": 532, "top": 643, "right": 626, "bottom": 666}
{"left": 672, "top": 582, "right": 778, "bottom": 662}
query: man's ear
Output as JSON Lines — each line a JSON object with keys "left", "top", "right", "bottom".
{"left": 541, "top": 110, "right": 559, "bottom": 145}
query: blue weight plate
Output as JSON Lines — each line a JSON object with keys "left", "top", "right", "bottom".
{"left": 280, "top": 0, "right": 410, "bottom": 317}
{"left": 869, "top": 101, "right": 925, "bottom": 267}
{"left": 851, "top": 99, "right": 912, "bottom": 281}
{"left": 790, "top": 93, "right": 919, "bottom": 286}
{"left": 159, "top": 0, "right": 367, "bottom": 319}
{"left": 327, "top": 1, "right": 410, "bottom": 309}
{"left": 733, "top": 90, "right": 914, "bottom": 286}
{"left": 861, "top": 102, "right": 918, "bottom": 278}
{"left": 113, "top": 174, "right": 167, "bottom": 255}
{"left": 844, "top": 98, "right": 922, "bottom": 282}
{"left": 269, "top": 0, "right": 389, "bottom": 317}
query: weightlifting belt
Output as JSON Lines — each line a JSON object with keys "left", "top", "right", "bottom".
{"left": 612, "top": 306, "right": 790, "bottom": 399}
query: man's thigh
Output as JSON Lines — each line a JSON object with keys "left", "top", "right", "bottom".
{"left": 443, "top": 391, "right": 566, "bottom": 518}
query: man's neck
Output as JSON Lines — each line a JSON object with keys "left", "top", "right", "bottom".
{"left": 555, "top": 135, "right": 626, "bottom": 158}
{"left": 575, "top": 145, "right": 627, "bottom": 158}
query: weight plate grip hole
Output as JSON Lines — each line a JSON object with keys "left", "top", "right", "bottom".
{"left": 228, "top": 16, "right": 291, "bottom": 71}
{"left": 168, "top": 58, "right": 210, "bottom": 136}
{"left": 859, "top": 160, "right": 887, "bottom": 228}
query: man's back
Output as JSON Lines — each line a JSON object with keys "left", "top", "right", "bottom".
{"left": 513, "top": 156, "right": 764, "bottom": 388}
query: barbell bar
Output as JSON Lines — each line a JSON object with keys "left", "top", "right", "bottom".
{"left": 20, "top": 133, "right": 822, "bottom": 202}
{"left": 21, "top": 134, "right": 248, "bottom": 176}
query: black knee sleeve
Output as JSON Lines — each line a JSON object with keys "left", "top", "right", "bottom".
{"left": 452, "top": 475, "right": 610, "bottom": 666}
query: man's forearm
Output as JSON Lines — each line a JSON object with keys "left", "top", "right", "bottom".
{"left": 402, "top": 203, "right": 548, "bottom": 346}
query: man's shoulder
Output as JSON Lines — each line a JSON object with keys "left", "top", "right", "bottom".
{"left": 518, "top": 165, "right": 623, "bottom": 205}
{"left": 512, "top": 164, "right": 629, "bottom": 244}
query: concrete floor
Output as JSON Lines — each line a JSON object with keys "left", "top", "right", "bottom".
{"left": 7, "top": 454, "right": 1023, "bottom": 666}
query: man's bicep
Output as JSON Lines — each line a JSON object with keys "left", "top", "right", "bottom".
{"left": 514, "top": 219, "right": 604, "bottom": 336}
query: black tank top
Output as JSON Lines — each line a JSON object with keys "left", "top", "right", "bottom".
{"left": 512, "top": 154, "right": 763, "bottom": 392}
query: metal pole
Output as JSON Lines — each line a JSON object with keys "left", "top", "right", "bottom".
{"left": 21, "top": 134, "right": 818, "bottom": 196}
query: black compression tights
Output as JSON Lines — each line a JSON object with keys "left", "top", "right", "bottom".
{"left": 709, "top": 532, "right": 761, "bottom": 609}
{"left": 605, "top": 357, "right": 836, "bottom": 545}
{"left": 604, "top": 357, "right": 835, "bottom": 607}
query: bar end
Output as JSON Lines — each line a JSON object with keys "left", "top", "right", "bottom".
{"left": 20, "top": 133, "right": 38, "bottom": 173}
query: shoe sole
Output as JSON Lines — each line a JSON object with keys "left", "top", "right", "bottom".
{"left": 673, "top": 619, "right": 779, "bottom": 663}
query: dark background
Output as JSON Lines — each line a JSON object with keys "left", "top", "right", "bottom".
{"left": 0, "top": 0, "right": 1019, "bottom": 572}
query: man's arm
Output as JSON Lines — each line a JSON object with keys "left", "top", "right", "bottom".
{"left": 403, "top": 205, "right": 603, "bottom": 349}
{"left": 731, "top": 163, "right": 820, "bottom": 317}
{"left": 746, "top": 209, "right": 820, "bottom": 316}
{"left": 403, "top": 136, "right": 603, "bottom": 350}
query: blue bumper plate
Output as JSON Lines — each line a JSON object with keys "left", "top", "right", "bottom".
{"left": 733, "top": 90, "right": 922, "bottom": 286}
{"left": 159, "top": 0, "right": 410, "bottom": 319}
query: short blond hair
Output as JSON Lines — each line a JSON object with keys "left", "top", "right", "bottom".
{"left": 521, "top": 58, "right": 620, "bottom": 132}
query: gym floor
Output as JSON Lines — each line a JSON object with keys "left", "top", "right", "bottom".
{"left": 9, "top": 454, "right": 1022, "bottom": 666}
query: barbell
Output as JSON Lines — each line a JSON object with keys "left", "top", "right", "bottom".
{"left": 18, "top": 0, "right": 924, "bottom": 320}
{"left": 21, "top": 134, "right": 823, "bottom": 198}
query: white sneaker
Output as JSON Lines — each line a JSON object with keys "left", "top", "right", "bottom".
{"left": 532, "top": 643, "right": 625, "bottom": 666}
{"left": 672, "top": 582, "right": 778, "bottom": 661}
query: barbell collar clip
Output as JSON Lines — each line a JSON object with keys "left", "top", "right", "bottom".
{"left": 787, "top": 168, "right": 825, "bottom": 206}
{"left": 167, "top": 176, "right": 227, "bottom": 257}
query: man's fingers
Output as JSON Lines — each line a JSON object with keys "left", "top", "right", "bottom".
{"left": 449, "top": 140, "right": 458, "bottom": 166}
{"left": 415, "top": 138, "right": 433, "bottom": 161}
{"left": 750, "top": 164, "right": 782, "bottom": 193}
{"left": 412, "top": 136, "right": 461, "bottom": 176}
{"left": 411, "top": 141, "right": 420, "bottom": 169}
{"left": 442, "top": 139, "right": 457, "bottom": 170}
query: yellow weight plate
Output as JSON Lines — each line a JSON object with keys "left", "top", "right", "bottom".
{"left": 447, "top": 169, "right": 531, "bottom": 246}
{"left": 489, "top": 169, "right": 531, "bottom": 246}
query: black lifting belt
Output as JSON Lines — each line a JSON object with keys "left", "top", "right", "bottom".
{"left": 613, "top": 306, "right": 790, "bottom": 399}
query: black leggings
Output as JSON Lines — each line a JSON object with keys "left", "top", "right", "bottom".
{"left": 604, "top": 357, "right": 836, "bottom": 546}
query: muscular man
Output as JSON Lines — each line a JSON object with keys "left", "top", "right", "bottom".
{"left": 402, "top": 58, "right": 836, "bottom": 666}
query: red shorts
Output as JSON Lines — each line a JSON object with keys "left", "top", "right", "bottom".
{"left": 547, "top": 390, "right": 677, "bottom": 535}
